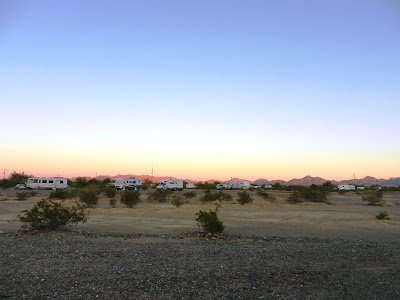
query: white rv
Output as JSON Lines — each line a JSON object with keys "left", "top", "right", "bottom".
{"left": 337, "top": 184, "right": 356, "bottom": 191}
{"left": 157, "top": 179, "right": 184, "bottom": 191}
{"left": 226, "top": 180, "right": 251, "bottom": 190}
{"left": 114, "top": 177, "right": 142, "bottom": 190}
{"left": 26, "top": 177, "right": 68, "bottom": 190}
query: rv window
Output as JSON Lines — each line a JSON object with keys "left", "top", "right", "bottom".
{"left": 42, "top": 180, "right": 47, "bottom": 183}
{"left": 33, "top": 179, "right": 38, "bottom": 183}
{"left": 60, "top": 181, "right": 64, "bottom": 184}
{"left": 49, "top": 180, "right": 53, "bottom": 183}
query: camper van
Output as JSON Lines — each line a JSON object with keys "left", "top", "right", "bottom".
{"left": 114, "top": 177, "right": 142, "bottom": 190}
{"left": 26, "top": 177, "right": 68, "bottom": 190}
{"left": 157, "top": 179, "right": 183, "bottom": 191}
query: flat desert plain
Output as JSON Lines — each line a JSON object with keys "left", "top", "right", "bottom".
{"left": 1, "top": 189, "right": 399, "bottom": 299}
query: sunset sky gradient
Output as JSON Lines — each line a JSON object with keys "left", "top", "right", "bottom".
{"left": 1, "top": 0, "right": 399, "bottom": 181}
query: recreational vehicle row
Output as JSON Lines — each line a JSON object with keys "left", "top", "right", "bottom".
{"left": 216, "top": 180, "right": 252, "bottom": 190}
{"left": 156, "top": 179, "right": 184, "bottom": 191}
{"left": 114, "top": 177, "right": 143, "bottom": 190}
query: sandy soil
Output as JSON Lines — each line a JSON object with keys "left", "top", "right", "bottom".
{"left": 1, "top": 189, "right": 399, "bottom": 241}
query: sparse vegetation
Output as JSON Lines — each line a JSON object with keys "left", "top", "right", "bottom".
{"left": 237, "top": 191, "right": 252, "bottom": 205}
{"left": 201, "top": 190, "right": 232, "bottom": 202}
{"left": 183, "top": 191, "right": 196, "bottom": 199}
{"left": 120, "top": 190, "right": 141, "bottom": 208}
{"left": 195, "top": 205, "right": 224, "bottom": 234}
{"left": 0, "top": 172, "right": 32, "bottom": 189}
{"left": 18, "top": 199, "right": 86, "bottom": 230}
{"left": 49, "top": 189, "right": 71, "bottom": 200}
{"left": 171, "top": 194, "right": 184, "bottom": 208}
{"left": 287, "top": 186, "right": 329, "bottom": 204}
{"left": 78, "top": 190, "right": 99, "bottom": 208}
{"left": 375, "top": 211, "right": 390, "bottom": 220}
{"left": 362, "top": 190, "right": 384, "bottom": 206}
{"left": 109, "top": 198, "right": 117, "bottom": 208}
{"left": 257, "top": 190, "right": 270, "bottom": 200}
{"left": 147, "top": 189, "right": 172, "bottom": 203}
{"left": 16, "top": 192, "right": 29, "bottom": 201}
{"left": 104, "top": 185, "right": 116, "bottom": 198}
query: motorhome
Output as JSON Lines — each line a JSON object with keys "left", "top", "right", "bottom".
{"left": 125, "top": 178, "right": 143, "bottom": 190}
{"left": 114, "top": 177, "right": 142, "bottom": 190}
{"left": 337, "top": 184, "right": 356, "bottom": 191}
{"left": 226, "top": 180, "right": 251, "bottom": 190}
{"left": 26, "top": 177, "right": 68, "bottom": 190}
{"left": 157, "top": 179, "right": 184, "bottom": 191}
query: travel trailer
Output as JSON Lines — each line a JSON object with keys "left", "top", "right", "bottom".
{"left": 26, "top": 177, "right": 68, "bottom": 190}
{"left": 157, "top": 179, "right": 184, "bottom": 191}
{"left": 225, "top": 180, "right": 251, "bottom": 190}
{"left": 337, "top": 184, "right": 356, "bottom": 191}
{"left": 114, "top": 177, "right": 142, "bottom": 190}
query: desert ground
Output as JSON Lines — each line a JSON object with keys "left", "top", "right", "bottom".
{"left": 1, "top": 189, "right": 399, "bottom": 299}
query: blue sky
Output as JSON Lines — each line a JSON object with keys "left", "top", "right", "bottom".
{"left": 1, "top": 0, "right": 399, "bottom": 180}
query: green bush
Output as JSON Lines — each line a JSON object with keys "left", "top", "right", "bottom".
{"left": 362, "top": 190, "right": 384, "bottom": 206}
{"left": 104, "top": 185, "right": 116, "bottom": 198}
{"left": 78, "top": 190, "right": 98, "bottom": 208}
{"left": 237, "top": 191, "right": 252, "bottom": 205}
{"left": 195, "top": 206, "right": 224, "bottom": 234}
{"left": 171, "top": 194, "right": 184, "bottom": 208}
{"left": 120, "top": 190, "right": 141, "bottom": 208}
{"left": 375, "top": 211, "right": 389, "bottom": 220}
{"left": 147, "top": 189, "right": 172, "bottom": 203}
{"left": 183, "top": 191, "right": 196, "bottom": 199}
{"left": 18, "top": 199, "right": 87, "bottom": 230}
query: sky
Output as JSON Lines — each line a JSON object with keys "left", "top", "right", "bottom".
{"left": 0, "top": 0, "right": 399, "bottom": 181}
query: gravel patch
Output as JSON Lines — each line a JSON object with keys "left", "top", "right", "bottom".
{"left": 1, "top": 231, "right": 399, "bottom": 299}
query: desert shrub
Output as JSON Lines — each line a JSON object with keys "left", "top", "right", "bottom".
{"left": 237, "top": 191, "right": 252, "bottom": 205}
{"left": 29, "top": 190, "right": 38, "bottom": 197}
{"left": 18, "top": 199, "right": 86, "bottom": 230}
{"left": 104, "top": 185, "right": 116, "bottom": 198}
{"left": 120, "top": 190, "right": 141, "bottom": 208}
{"left": 16, "top": 192, "right": 29, "bottom": 201}
{"left": 183, "top": 191, "right": 196, "bottom": 199}
{"left": 109, "top": 198, "right": 117, "bottom": 208}
{"left": 257, "top": 190, "right": 270, "bottom": 200}
{"left": 171, "top": 194, "right": 184, "bottom": 208}
{"left": 375, "top": 211, "right": 389, "bottom": 220}
{"left": 147, "top": 189, "right": 172, "bottom": 203}
{"left": 195, "top": 206, "right": 224, "bottom": 234}
{"left": 49, "top": 189, "right": 70, "bottom": 200}
{"left": 78, "top": 190, "right": 98, "bottom": 208}
{"left": 362, "top": 190, "right": 384, "bottom": 206}
{"left": 201, "top": 190, "right": 232, "bottom": 202}
{"left": 287, "top": 186, "right": 328, "bottom": 204}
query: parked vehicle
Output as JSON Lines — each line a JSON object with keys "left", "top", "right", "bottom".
{"left": 14, "top": 183, "right": 27, "bottom": 190}
{"left": 25, "top": 177, "right": 68, "bottom": 190}
{"left": 157, "top": 179, "right": 183, "bottom": 191}
{"left": 114, "top": 177, "right": 142, "bottom": 190}
{"left": 337, "top": 184, "right": 356, "bottom": 191}
{"left": 226, "top": 180, "right": 251, "bottom": 190}
{"left": 216, "top": 183, "right": 227, "bottom": 189}
{"left": 124, "top": 178, "right": 143, "bottom": 190}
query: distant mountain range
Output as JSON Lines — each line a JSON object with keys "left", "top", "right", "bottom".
{"left": 88, "top": 174, "right": 400, "bottom": 187}
{"left": 253, "top": 176, "right": 400, "bottom": 187}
